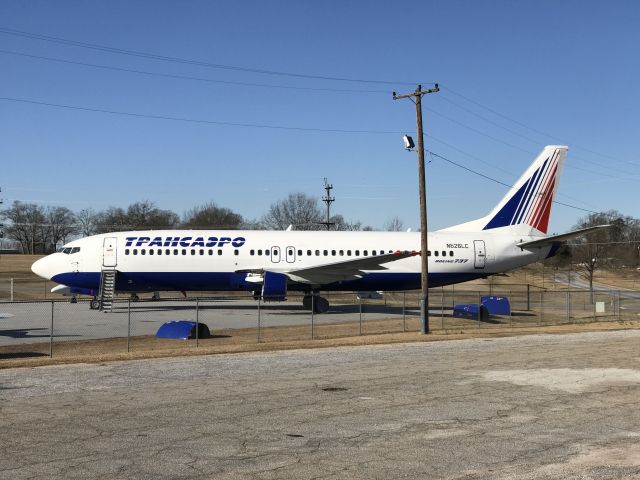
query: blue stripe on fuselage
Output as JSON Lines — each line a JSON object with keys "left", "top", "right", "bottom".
{"left": 51, "top": 271, "right": 490, "bottom": 293}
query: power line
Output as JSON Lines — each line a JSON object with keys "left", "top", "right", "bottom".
{"left": 437, "top": 91, "right": 640, "bottom": 176}
{"left": 0, "top": 96, "right": 403, "bottom": 134}
{"left": 0, "top": 95, "right": 607, "bottom": 214}
{"left": 426, "top": 150, "right": 599, "bottom": 214}
{"left": 0, "top": 27, "right": 429, "bottom": 86}
{"left": 441, "top": 85, "right": 639, "bottom": 167}
{"left": 0, "top": 49, "right": 389, "bottom": 94}
{"left": 425, "top": 104, "right": 640, "bottom": 182}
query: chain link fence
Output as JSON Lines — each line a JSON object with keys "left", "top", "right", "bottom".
{"left": 1, "top": 285, "right": 638, "bottom": 361}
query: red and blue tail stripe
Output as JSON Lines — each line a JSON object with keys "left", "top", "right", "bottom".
{"left": 483, "top": 148, "right": 562, "bottom": 234}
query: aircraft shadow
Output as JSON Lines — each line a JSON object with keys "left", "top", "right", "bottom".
{"left": 0, "top": 351, "right": 49, "bottom": 360}
{"left": 0, "top": 328, "right": 81, "bottom": 339}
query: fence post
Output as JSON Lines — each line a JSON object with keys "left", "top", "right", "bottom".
{"left": 359, "top": 297, "right": 363, "bottom": 335}
{"left": 566, "top": 291, "right": 571, "bottom": 323}
{"left": 195, "top": 298, "right": 199, "bottom": 348}
{"left": 127, "top": 297, "right": 131, "bottom": 353}
{"left": 311, "top": 295, "right": 315, "bottom": 339}
{"left": 50, "top": 301, "right": 54, "bottom": 357}
{"left": 477, "top": 292, "right": 481, "bottom": 329}
{"left": 617, "top": 291, "right": 621, "bottom": 320}
{"left": 10, "top": 278, "right": 14, "bottom": 301}
{"left": 257, "top": 297, "right": 261, "bottom": 343}
{"left": 440, "top": 287, "right": 444, "bottom": 330}
{"left": 539, "top": 291, "right": 543, "bottom": 326}
{"left": 526, "top": 284, "right": 530, "bottom": 311}
{"left": 402, "top": 292, "right": 406, "bottom": 332}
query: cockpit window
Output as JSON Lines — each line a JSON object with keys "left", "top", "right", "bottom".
{"left": 70, "top": 247, "right": 80, "bottom": 254}
{"left": 62, "top": 248, "right": 72, "bottom": 254}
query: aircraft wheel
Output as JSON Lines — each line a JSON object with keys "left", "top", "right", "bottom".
{"left": 131, "top": 294, "right": 140, "bottom": 302}
{"left": 313, "top": 296, "right": 330, "bottom": 314}
{"left": 70, "top": 296, "right": 77, "bottom": 304}
{"left": 302, "top": 295, "right": 312, "bottom": 309}
{"left": 90, "top": 299, "right": 101, "bottom": 310}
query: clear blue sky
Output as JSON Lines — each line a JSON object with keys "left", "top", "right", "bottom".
{"left": 1, "top": 0, "right": 638, "bottom": 232}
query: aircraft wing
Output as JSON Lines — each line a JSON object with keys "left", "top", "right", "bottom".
{"left": 517, "top": 225, "right": 610, "bottom": 249}
{"left": 237, "top": 250, "right": 418, "bottom": 285}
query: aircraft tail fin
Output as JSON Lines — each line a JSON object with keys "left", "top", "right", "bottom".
{"left": 441, "top": 145, "right": 568, "bottom": 235}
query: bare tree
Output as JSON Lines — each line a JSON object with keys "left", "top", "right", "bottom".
{"left": 331, "top": 214, "right": 365, "bottom": 231}
{"left": 262, "top": 193, "right": 323, "bottom": 231}
{"left": 94, "top": 207, "right": 129, "bottom": 233}
{"left": 181, "top": 202, "right": 243, "bottom": 229}
{"left": 384, "top": 216, "right": 404, "bottom": 232}
{"left": 0, "top": 201, "right": 46, "bottom": 253}
{"left": 76, "top": 208, "right": 98, "bottom": 237}
{"left": 572, "top": 210, "right": 623, "bottom": 301}
{"left": 94, "top": 201, "right": 179, "bottom": 233}
{"left": 125, "top": 201, "right": 179, "bottom": 230}
{"left": 45, "top": 206, "right": 77, "bottom": 249}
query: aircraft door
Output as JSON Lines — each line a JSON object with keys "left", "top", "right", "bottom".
{"left": 103, "top": 237, "right": 118, "bottom": 267}
{"left": 473, "top": 240, "right": 486, "bottom": 269}
{"left": 285, "top": 246, "right": 296, "bottom": 263}
{"left": 271, "top": 246, "right": 281, "bottom": 263}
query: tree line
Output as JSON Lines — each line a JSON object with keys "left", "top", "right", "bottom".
{"left": 2, "top": 195, "right": 638, "bottom": 280}
{"left": 1, "top": 193, "right": 405, "bottom": 254}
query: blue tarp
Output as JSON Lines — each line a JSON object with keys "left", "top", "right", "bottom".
{"left": 481, "top": 296, "right": 511, "bottom": 315}
{"left": 453, "top": 304, "right": 489, "bottom": 321}
{"left": 156, "top": 321, "right": 210, "bottom": 340}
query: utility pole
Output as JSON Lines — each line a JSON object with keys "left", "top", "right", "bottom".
{"left": 320, "top": 178, "right": 335, "bottom": 231}
{"left": 393, "top": 84, "right": 439, "bottom": 334}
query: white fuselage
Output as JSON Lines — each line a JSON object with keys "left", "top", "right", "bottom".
{"left": 31, "top": 229, "right": 553, "bottom": 294}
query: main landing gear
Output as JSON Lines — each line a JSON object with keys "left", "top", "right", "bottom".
{"left": 303, "top": 294, "right": 330, "bottom": 314}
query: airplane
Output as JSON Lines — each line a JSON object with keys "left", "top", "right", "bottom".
{"left": 31, "top": 145, "right": 606, "bottom": 313}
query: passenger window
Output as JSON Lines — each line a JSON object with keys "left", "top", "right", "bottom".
{"left": 450, "top": 251, "right": 454, "bottom": 256}
{"left": 347, "top": 250, "right": 352, "bottom": 256}
{"left": 250, "top": 249, "right": 255, "bottom": 255}
{"left": 133, "top": 249, "right": 138, "bottom": 255}
{"left": 200, "top": 249, "right": 204, "bottom": 255}
{"left": 434, "top": 251, "right": 439, "bottom": 256}
{"left": 166, "top": 249, "right": 170, "bottom": 255}
{"left": 234, "top": 249, "right": 239, "bottom": 255}
{"left": 218, "top": 249, "right": 222, "bottom": 256}
{"left": 297, "top": 249, "right": 302, "bottom": 256}
{"left": 355, "top": 250, "right": 360, "bottom": 256}
{"left": 427, "top": 250, "right": 431, "bottom": 256}
{"left": 149, "top": 249, "right": 154, "bottom": 255}
{"left": 141, "top": 249, "right": 146, "bottom": 255}
{"left": 191, "top": 250, "right": 196, "bottom": 256}
{"left": 331, "top": 250, "right": 336, "bottom": 256}
{"left": 372, "top": 250, "right": 377, "bottom": 256}
{"left": 174, "top": 249, "right": 178, "bottom": 255}
{"left": 182, "top": 249, "right": 187, "bottom": 255}
{"left": 442, "top": 251, "right": 446, "bottom": 256}
{"left": 363, "top": 250, "right": 368, "bottom": 256}
{"left": 339, "top": 250, "right": 344, "bottom": 256}
{"left": 324, "top": 250, "right": 328, "bottom": 256}
{"left": 208, "top": 249, "right": 213, "bottom": 256}
{"left": 307, "top": 250, "right": 312, "bottom": 256}
{"left": 157, "top": 249, "right": 161, "bottom": 255}
{"left": 125, "top": 249, "right": 130, "bottom": 255}
{"left": 315, "top": 250, "right": 320, "bottom": 256}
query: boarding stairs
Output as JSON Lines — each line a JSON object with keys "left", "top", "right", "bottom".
{"left": 98, "top": 268, "right": 117, "bottom": 312}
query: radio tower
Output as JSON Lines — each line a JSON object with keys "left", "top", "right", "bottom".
{"left": 321, "top": 178, "right": 335, "bottom": 231}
